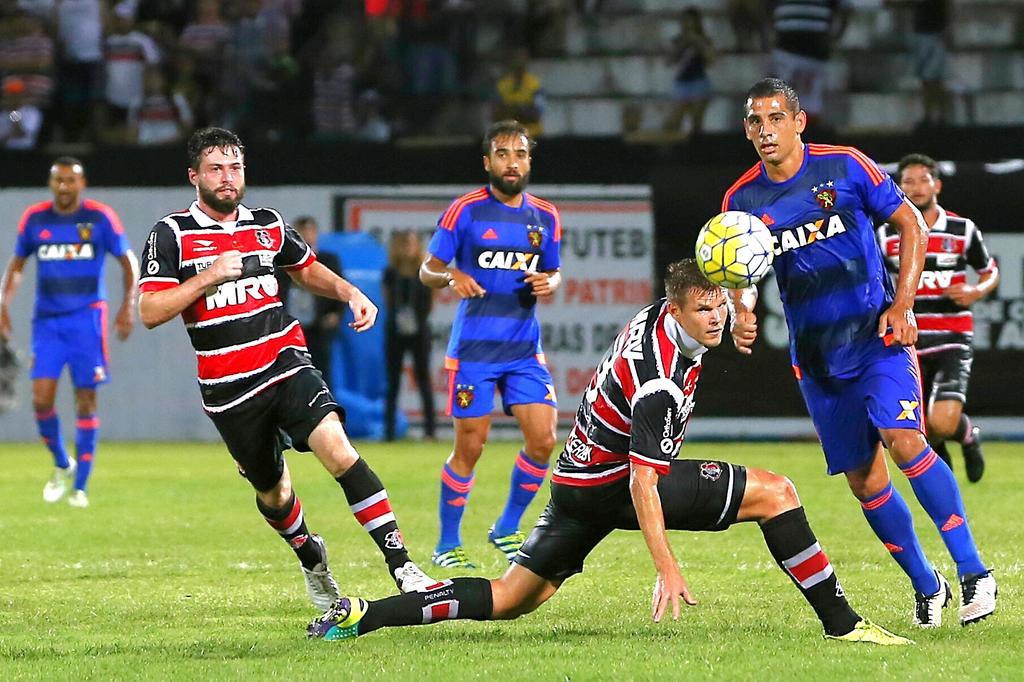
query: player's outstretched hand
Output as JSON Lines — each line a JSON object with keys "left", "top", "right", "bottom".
{"left": 524, "top": 271, "right": 555, "bottom": 298}
{"left": 731, "top": 310, "right": 758, "bottom": 355}
{"left": 450, "top": 269, "right": 486, "bottom": 299}
{"left": 0, "top": 308, "right": 11, "bottom": 341}
{"left": 348, "top": 291, "right": 377, "bottom": 332}
{"left": 878, "top": 301, "right": 918, "bottom": 346}
{"left": 115, "top": 303, "right": 135, "bottom": 341}
{"left": 651, "top": 565, "right": 697, "bottom": 623}
{"left": 207, "top": 250, "right": 244, "bottom": 286}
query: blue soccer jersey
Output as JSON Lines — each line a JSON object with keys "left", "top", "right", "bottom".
{"left": 722, "top": 144, "right": 907, "bottom": 379}
{"left": 428, "top": 187, "right": 562, "bottom": 368}
{"left": 14, "top": 199, "right": 130, "bottom": 318}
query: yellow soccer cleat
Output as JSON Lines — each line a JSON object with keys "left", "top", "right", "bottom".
{"left": 825, "top": 619, "right": 915, "bottom": 646}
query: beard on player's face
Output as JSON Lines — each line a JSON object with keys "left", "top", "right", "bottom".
{"left": 198, "top": 181, "right": 245, "bottom": 214}
{"left": 489, "top": 169, "right": 529, "bottom": 196}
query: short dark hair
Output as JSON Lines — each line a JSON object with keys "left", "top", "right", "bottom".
{"left": 745, "top": 77, "right": 800, "bottom": 114}
{"left": 292, "top": 215, "right": 317, "bottom": 230}
{"left": 665, "top": 258, "right": 720, "bottom": 304}
{"left": 897, "top": 153, "right": 939, "bottom": 181}
{"left": 482, "top": 120, "right": 534, "bottom": 155}
{"left": 50, "top": 156, "right": 85, "bottom": 173}
{"left": 187, "top": 127, "right": 244, "bottom": 170}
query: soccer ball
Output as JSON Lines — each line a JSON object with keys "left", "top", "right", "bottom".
{"left": 694, "top": 211, "right": 775, "bottom": 289}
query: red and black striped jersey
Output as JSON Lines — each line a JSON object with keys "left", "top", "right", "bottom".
{"left": 552, "top": 299, "right": 705, "bottom": 488}
{"left": 877, "top": 206, "right": 996, "bottom": 354}
{"left": 139, "top": 202, "right": 316, "bottom": 412}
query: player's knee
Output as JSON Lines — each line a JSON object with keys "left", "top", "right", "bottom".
{"left": 527, "top": 431, "right": 557, "bottom": 458}
{"left": 889, "top": 430, "right": 929, "bottom": 461}
{"left": 31, "top": 397, "right": 54, "bottom": 413}
{"left": 764, "top": 474, "right": 800, "bottom": 514}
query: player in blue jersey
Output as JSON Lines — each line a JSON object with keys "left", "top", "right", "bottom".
{"left": 723, "top": 78, "right": 996, "bottom": 627}
{"left": 420, "top": 120, "right": 562, "bottom": 568}
{"left": 0, "top": 157, "right": 139, "bottom": 508}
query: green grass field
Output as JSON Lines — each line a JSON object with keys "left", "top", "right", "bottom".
{"left": 1, "top": 440, "right": 1021, "bottom": 680}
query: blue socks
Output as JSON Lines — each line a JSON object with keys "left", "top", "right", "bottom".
{"left": 860, "top": 482, "right": 939, "bottom": 595}
{"left": 437, "top": 463, "right": 474, "bottom": 553}
{"left": 35, "top": 409, "right": 70, "bottom": 469}
{"left": 493, "top": 451, "right": 549, "bottom": 537}
{"left": 899, "top": 446, "right": 987, "bottom": 578}
{"left": 74, "top": 414, "right": 99, "bottom": 492}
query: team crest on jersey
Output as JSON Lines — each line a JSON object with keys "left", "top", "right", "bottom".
{"left": 77, "top": 223, "right": 93, "bottom": 241}
{"left": 811, "top": 182, "right": 836, "bottom": 210}
{"left": 255, "top": 229, "right": 273, "bottom": 249}
{"left": 455, "top": 384, "right": 475, "bottom": 408}
{"left": 699, "top": 462, "right": 722, "bottom": 481}
{"left": 526, "top": 224, "right": 544, "bottom": 249}
{"left": 942, "top": 236, "right": 955, "bottom": 252}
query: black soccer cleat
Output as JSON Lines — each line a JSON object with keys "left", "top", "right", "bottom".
{"left": 962, "top": 426, "right": 985, "bottom": 483}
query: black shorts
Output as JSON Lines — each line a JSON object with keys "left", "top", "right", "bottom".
{"left": 513, "top": 460, "right": 746, "bottom": 583}
{"left": 919, "top": 346, "right": 973, "bottom": 406}
{"left": 206, "top": 367, "right": 346, "bottom": 492}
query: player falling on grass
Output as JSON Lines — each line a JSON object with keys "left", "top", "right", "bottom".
{"left": 138, "top": 127, "right": 434, "bottom": 610}
{"left": 308, "top": 259, "right": 911, "bottom": 646}
{"left": 419, "top": 120, "right": 562, "bottom": 569}
{"left": 878, "top": 153, "right": 998, "bottom": 482}
{"left": 722, "top": 78, "right": 996, "bottom": 627}
{"left": 0, "top": 157, "right": 139, "bottom": 508}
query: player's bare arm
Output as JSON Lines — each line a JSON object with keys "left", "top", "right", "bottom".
{"left": 139, "top": 249, "right": 243, "bottom": 329}
{"left": 0, "top": 255, "right": 26, "bottom": 340}
{"left": 115, "top": 251, "right": 140, "bottom": 341}
{"left": 629, "top": 463, "right": 697, "bottom": 622}
{"left": 879, "top": 201, "right": 928, "bottom": 346}
{"left": 728, "top": 286, "right": 758, "bottom": 355}
{"left": 420, "top": 254, "right": 486, "bottom": 298}
{"left": 287, "top": 260, "right": 377, "bottom": 332}
{"left": 524, "top": 269, "right": 561, "bottom": 298}
{"left": 946, "top": 266, "right": 999, "bottom": 307}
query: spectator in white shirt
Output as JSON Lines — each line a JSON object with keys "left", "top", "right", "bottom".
{"left": 0, "top": 78, "right": 43, "bottom": 149}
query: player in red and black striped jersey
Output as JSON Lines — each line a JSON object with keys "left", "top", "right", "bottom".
{"left": 878, "top": 154, "right": 999, "bottom": 482}
{"left": 139, "top": 128, "right": 435, "bottom": 611}
{"left": 307, "top": 260, "right": 910, "bottom": 646}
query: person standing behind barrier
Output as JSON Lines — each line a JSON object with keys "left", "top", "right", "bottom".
{"left": 277, "top": 217, "right": 344, "bottom": 385}
{"left": 383, "top": 230, "right": 436, "bottom": 442}
{"left": 662, "top": 8, "right": 715, "bottom": 140}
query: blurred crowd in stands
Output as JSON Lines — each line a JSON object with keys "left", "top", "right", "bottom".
{"left": 0, "top": 0, "right": 1011, "bottom": 151}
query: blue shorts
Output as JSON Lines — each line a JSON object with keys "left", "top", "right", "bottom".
{"left": 797, "top": 345, "right": 924, "bottom": 475}
{"left": 31, "top": 304, "right": 109, "bottom": 388}
{"left": 446, "top": 355, "right": 557, "bottom": 419}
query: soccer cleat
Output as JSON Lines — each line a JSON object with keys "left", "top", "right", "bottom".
{"left": 959, "top": 570, "right": 997, "bottom": 626}
{"left": 67, "top": 489, "right": 89, "bottom": 508}
{"left": 393, "top": 561, "right": 436, "bottom": 593}
{"left": 43, "top": 461, "right": 76, "bottom": 503}
{"left": 302, "top": 535, "right": 341, "bottom": 610}
{"left": 913, "top": 571, "right": 952, "bottom": 628}
{"left": 488, "top": 526, "right": 526, "bottom": 563}
{"left": 962, "top": 426, "right": 985, "bottom": 483}
{"left": 307, "top": 596, "right": 367, "bottom": 640}
{"left": 825, "top": 619, "right": 914, "bottom": 646}
{"left": 431, "top": 546, "right": 476, "bottom": 569}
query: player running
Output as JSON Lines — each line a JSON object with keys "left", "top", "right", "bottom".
{"left": 308, "top": 260, "right": 911, "bottom": 646}
{"left": 420, "top": 120, "right": 562, "bottom": 568}
{"left": 138, "top": 127, "right": 434, "bottom": 610}
{"left": 723, "top": 78, "right": 996, "bottom": 627}
{"left": 878, "top": 153, "right": 998, "bottom": 482}
{"left": 1, "top": 157, "right": 139, "bottom": 507}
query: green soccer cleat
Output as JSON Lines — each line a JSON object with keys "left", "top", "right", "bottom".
{"left": 825, "top": 620, "right": 914, "bottom": 646}
{"left": 307, "top": 597, "right": 367, "bottom": 641}
{"left": 487, "top": 526, "right": 526, "bottom": 563}
{"left": 431, "top": 546, "right": 477, "bottom": 569}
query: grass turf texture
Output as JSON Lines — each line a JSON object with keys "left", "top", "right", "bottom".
{"left": 1, "top": 441, "right": 1021, "bottom": 680}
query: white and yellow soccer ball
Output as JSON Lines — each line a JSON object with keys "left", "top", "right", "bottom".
{"left": 695, "top": 211, "right": 775, "bottom": 289}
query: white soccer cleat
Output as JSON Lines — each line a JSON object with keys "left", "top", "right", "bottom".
{"left": 67, "top": 489, "right": 89, "bottom": 508}
{"left": 302, "top": 535, "right": 340, "bottom": 610}
{"left": 43, "top": 461, "right": 76, "bottom": 503}
{"left": 913, "top": 571, "right": 952, "bottom": 628}
{"left": 959, "top": 571, "right": 997, "bottom": 626}
{"left": 393, "top": 561, "right": 437, "bottom": 593}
